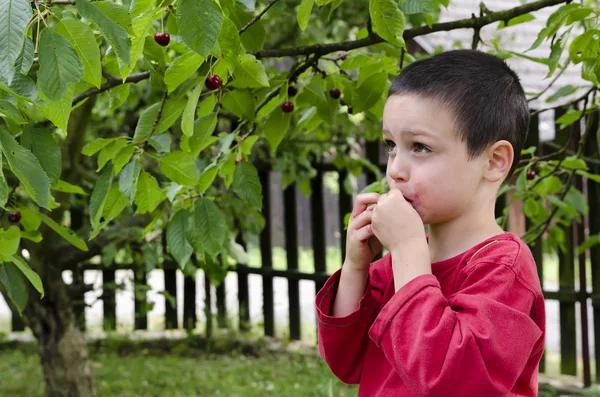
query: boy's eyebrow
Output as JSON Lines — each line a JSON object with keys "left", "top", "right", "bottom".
{"left": 382, "top": 128, "right": 437, "bottom": 139}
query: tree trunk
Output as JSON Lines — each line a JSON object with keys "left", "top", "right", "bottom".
{"left": 21, "top": 263, "right": 96, "bottom": 397}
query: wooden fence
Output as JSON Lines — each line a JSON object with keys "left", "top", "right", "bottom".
{"left": 6, "top": 107, "right": 600, "bottom": 387}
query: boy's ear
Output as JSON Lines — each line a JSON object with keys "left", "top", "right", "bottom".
{"left": 484, "top": 140, "right": 513, "bottom": 183}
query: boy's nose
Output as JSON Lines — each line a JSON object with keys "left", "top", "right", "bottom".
{"left": 387, "top": 155, "right": 409, "bottom": 182}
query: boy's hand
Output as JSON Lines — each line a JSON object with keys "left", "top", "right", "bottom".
{"left": 344, "top": 193, "right": 383, "bottom": 272}
{"left": 372, "top": 189, "right": 431, "bottom": 290}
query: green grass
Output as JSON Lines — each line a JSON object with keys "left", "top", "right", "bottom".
{"left": 0, "top": 339, "right": 357, "bottom": 397}
{"left": 0, "top": 338, "right": 597, "bottom": 397}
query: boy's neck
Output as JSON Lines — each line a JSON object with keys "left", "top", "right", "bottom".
{"left": 426, "top": 204, "right": 505, "bottom": 263}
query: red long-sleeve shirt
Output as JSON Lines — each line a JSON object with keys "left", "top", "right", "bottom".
{"left": 316, "top": 232, "right": 545, "bottom": 396}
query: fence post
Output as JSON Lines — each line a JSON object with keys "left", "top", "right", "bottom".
{"left": 311, "top": 171, "right": 327, "bottom": 294}
{"left": 524, "top": 112, "right": 545, "bottom": 373}
{"left": 585, "top": 110, "right": 600, "bottom": 383}
{"left": 259, "top": 170, "right": 275, "bottom": 337}
{"left": 284, "top": 184, "right": 301, "bottom": 340}
{"left": 133, "top": 268, "right": 147, "bottom": 330}
{"left": 236, "top": 231, "right": 250, "bottom": 332}
{"left": 184, "top": 265, "right": 197, "bottom": 331}
{"left": 102, "top": 268, "right": 116, "bottom": 331}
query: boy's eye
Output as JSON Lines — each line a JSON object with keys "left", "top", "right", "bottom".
{"left": 384, "top": 140, "right": 397, "bottom": 153}
{"left": 414, "top": 143, "right": 431, "bottom": 153}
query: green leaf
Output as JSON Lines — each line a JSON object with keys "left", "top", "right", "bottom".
{"left": 546, "top": 85, "right": 578, "bottom": 103}
{"left": 218, "top": 16, "right": 243, "bottom": 71}
{"left": 21, "top": 125, "right": 62, "bottom": 185}
{"left": 576, "top": 170, "right": 600, "bottom": 183}
{"left": 90, "top": 184, "right": 128, "bottom": 238}
{"left": 194, "top": 198, "right": 227, "bottom": 256}
{"left": 0, "top": 155, "right": 8, "bottom": 208}
{"left": 159, "top": 152, "right": 200, "bottom": 186}
{"left": 119, "top": 0, "right": 157, "bottom": 77}
{"left": 565, "top": 187, "right": 587, "bottom": 214}
{"left": 198, "top": 162, "right": 219, "bottom": 192}
{"left": 10, "top": 255, "right": 43, "bottom": 297}
{"left": 182, "top": 83, "right": 203, "bottom": 137}
{"left": 369, "top": 0, "right": 406, "bottom": 48}
{"left": 119, "top": 158, "right": 142, "bottom": 204}
{"left": 177, "top": 0, "right": 223, "bottom": 57}
{"left": 54, "top": 19, "right": 102, "bottom": 88}
{"left": 529, "top": 4, "right": 583, "bottom": 51}
{"left": 113, "top": 145, "right": 136, "bottom": 174}
{"left": 76, "top": 0, "right": 132, "bottom": 66}
{"left": 167, "top": 210, "right": 194, "bottom": 269}
{"left": 89, "top": 164, "right": 113, "bottom": 229}
{"left": 547, "top": 28, "right": 571, "bottom": 78}
{"left": 400, "top": 0, "right": 433, "bottom": 15}
{"left": 555, "top": 109, "right": 581, "bottom": 128}
{"left": 221, "top": 89, "right": 255, "bottom": 120}
{"left": 498, "top": 13, "right": 535, "bottom": 29}
{"left": 36, "top": 211, "right": 88, "bottom": 251}
{"left": 547, "top": 195, "right": 578, "bottom": 216}
{"left": 577, "top": 233, "right": 600, "bottom": 255}
{"left": 82, "top": 137, "right": 116, "bottom": 156}
{"left": 241, "top": 135, "right": 259, "bottom": 156}
{"left": 297, "top": 0, "right": 314, "bottom": 31}
{"left": 569, "top": 29, "right": 600, "bottom": 64}
{"left": 97, "top": 139, "right": 129, "bottom": 171}
{"left": 52, "top": 180, "right": 88, "bottom": 196}
{"left": 0, "top": 262, "right": 28, "bottom": 314}
{"left": 233, "top": 161, "right": 262, "bottom": 209}
{"left": 559, "top": 156, "right": 588, "bottom": 171}
{"left": 37, "top": 29, "right": 84, "bottom": 101}
{"left": 533, "top": 175, "right": 562, "bottom": 196}
{"left": 134, "top": 172, "right": 166, "bottom": 214}
{"left": 149, "top": 134, "right": 172, "bottom": 153}
{"left": 185, "top": 113, "right": 218, "bottom": 157}
{"left": 0, "top": 99, "right": 25, "bottom": 124}
{"left": 0, "top": 127, "right": 50, "bottom": 209}
{"left": 164, "top": 52, "right": 205, "bottom": 94}
{"left": 133, "top": 103, "right": 160, "bottom": 142}
{"left": 355, "top": 72, "right": 388, "bottom": 113}
{"left": 0, "top": 0, "right": 32, "bottom": 85}
{"left": 0, "top": 226, "right": 20, "bottom": 256}
{"left": 14, "top": 36, "right": 33, "bottom": 74}
{"left": 231, "top": 54, "right": 270, "bottom": 88}
{"left": 38, "top": 84, "right": 74, "bottom": 131}
{"left": 155, "top": 98, "right": 186, "bottom": 134}
{"left": 264, "top": 107, "right": 291, "bottom": 152}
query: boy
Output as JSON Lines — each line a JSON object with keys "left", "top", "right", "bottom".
{"left": 315, "top": 50, "right": 545, "bottom": 396}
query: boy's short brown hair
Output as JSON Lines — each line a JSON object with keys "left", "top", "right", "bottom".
{"left": 388, "top": 49, "right": 529, "bottom": 177}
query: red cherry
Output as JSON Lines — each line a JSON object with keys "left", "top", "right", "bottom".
{"left": 8, "top": 211, "right": 21, "bottom": 224}
{"left": 282, "top": 101, "right": 294, "bottom": 113}
{"left": 347, "top": 105, "right": 353, "bottom": 114}
{"left": 329, "top": 88, "right": 341, "bottom": 99}
{"left": 526, "top": 171, "right": 536, "bottom": 180}
{"left": 287, "top": 86, "right": 298, "bottom": 97}
{"left": 340, "top": 98, "right": 345, "bottom": 106}
{"left": 205, "top": 75, "right": 222, "bottom": 91}
{"left": 154, "top": 32, "right": 170, "bottom": 46}
{"left": 235, "top": 158, "right": 246, "bottom": 165}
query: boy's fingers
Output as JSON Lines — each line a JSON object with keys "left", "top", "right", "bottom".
{"left": 354, "top": 224, "right": 375, "bottom": 243}
{"left": 351, "top": 193, "right": 380, "bottom": 218}
{"left": 349, "top": 207, "right": 373, "bottom": 231}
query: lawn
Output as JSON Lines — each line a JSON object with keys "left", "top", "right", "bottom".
{"left": 0, "top": 335, "right": 598, "bottom": 397}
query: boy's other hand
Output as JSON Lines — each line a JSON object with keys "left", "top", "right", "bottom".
{"left": 372, "top": 189, "right": 426, "bottom": 255}
{"left": 344, "top": 193, "right": 383, "bottom": 272}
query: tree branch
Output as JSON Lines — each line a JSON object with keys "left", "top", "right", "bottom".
{"left": 251, "top": 0, "right": 566, "bottom": 59}
{"left": 238, "top": 0, "right": 281, "bottom": 36}
{"left": 72, "top": 71, "right": 150, "bottom": 107}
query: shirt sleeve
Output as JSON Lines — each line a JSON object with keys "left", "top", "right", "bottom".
{"left": 368, "top": 260, "right": 544, "bottom": 397}
{"left": 315, "top": 257, "right": 390, "bottom": 384}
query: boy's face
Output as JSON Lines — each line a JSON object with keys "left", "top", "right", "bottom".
{"left": 382, "top": 94, "right": 487, "bottom": 226}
